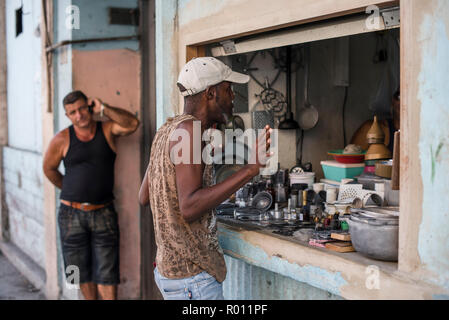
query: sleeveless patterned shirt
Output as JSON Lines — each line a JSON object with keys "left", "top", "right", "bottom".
{"left": 147, "top": 114, "right": 226, "bottom": 282}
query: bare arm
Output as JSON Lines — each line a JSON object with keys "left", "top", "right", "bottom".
{"left": 89, "top": 98, "right": 140, "bottom": 136}
{"left": 172, "top": 121, "right": 272, "bottom": 223}
{"left": 139, "top": 164, "right": 150, "bottom": 206}
{"left": 43, "top": 132, "right": 66, "bottom": 189}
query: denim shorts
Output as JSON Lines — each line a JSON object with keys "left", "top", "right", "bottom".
{"left": 58, "top": 203, "right": 120, "bottom": 285}
{"left": 153, "top": 267, "right": 224, "bottom": 300}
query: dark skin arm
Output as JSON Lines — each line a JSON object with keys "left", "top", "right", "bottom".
{"left": 171, "top": 120, "right": 271, "bottom": 223}
{"left": 138, "top": 121, "right": 272, "bottom": 211}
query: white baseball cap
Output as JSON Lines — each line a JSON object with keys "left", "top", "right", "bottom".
{"left": 177, "top": 57, "right": 250, "bottom": 96}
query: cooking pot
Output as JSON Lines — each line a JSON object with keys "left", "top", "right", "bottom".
{"left": 348, "top": 208, "right": 399, "bottom": 261}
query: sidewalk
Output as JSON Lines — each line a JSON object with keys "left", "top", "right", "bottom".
{"left": 0, "top": 251, "right": 46, "bottom": 300}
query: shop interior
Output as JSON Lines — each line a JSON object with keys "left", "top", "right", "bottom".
{"left": 207, "top": 15, "right": 402, "bottom": 263}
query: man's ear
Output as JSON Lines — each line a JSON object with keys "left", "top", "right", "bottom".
{"left": 205, "top": 86, "right": 216, "bottom": 100}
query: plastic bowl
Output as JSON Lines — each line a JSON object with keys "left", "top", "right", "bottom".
{"left": 328, "top": 149, "right": 366, "bottom": 164}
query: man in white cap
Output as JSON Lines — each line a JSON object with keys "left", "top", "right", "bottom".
{"left": 139, "top": 57, "right": 272, "bottom": 300}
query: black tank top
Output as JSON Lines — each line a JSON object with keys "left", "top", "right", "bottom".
{"left": 60, "top": 122, "right": 116, "bottom": 204}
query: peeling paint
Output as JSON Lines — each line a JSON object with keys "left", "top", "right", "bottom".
{"left": 223, "top": 255, "right": 343, "bottom": 300}
{"left": 430, "top": 142, "right": 444, "bottom": 183}
{"left": 219, "top": 227, "right": 347, "bottom": 297}
{"left": 71, "top": 0, "right": 139, "bottom": 52}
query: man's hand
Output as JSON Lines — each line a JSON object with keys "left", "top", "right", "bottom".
{"left": 87, "top": 97, "right": 103, "bottom": 115}
{"left": 247, "top": 125, "right": 273, "bottom": 177}
{"left": 87, "top": 97, "right": 140, "bottom": 137}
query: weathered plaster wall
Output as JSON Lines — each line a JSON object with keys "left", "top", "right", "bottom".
{"left": 71, "top": 0, "right": 139, "bottom": 51}
{"left": 0, "top": 0, "right": 7, "bottom": 148}
{"left": 0, "top": 0, "right": 8, "bottom": 243}
{"left": 155, "top": 0, "right": 178, "bottom": 128}
{"left": 219, "top": 222, "right": 447, "bottom": 299}
{"left": 6, "top": 0, "right": 43, "bottom": 152}
{"left": 177, "top": 0, "right": 398, "bottom": 45}
{"left": 2, "top": 148, "right": 44, "bottom": 268}
{"left": 415, "top": 0, "right": 449, "bottom": 293}
{"left": 223, "top": 255, "right": 343, "bottom": 300}
{"left": 397, "top": 0, "right": 449, "bottom": 299}
{"left": 54, "top": 0, "right": 73, "bottom": 132}
{"left": 4, "top": 0, "right": 45, "bottom": 269}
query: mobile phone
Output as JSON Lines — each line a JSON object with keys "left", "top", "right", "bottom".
{"left": 88, "top": 103, "right": 94, "bottom": 114}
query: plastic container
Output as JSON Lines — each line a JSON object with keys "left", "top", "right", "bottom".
{"left": 290, "top": 172, "right": 315, "bottom": 188}
{"left": 321, "top": 160, "right": 365, "bottom": 182}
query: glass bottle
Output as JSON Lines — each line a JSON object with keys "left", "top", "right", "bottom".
{"left": 300, "top": 190, "right": 308, "bottom": 221}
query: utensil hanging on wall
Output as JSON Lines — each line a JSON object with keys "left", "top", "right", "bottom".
{"left": 297, "top": 45, "right": 319, "bottom": 131}
{"left": 279, "top": 46, "right": 299, "bottom": 130}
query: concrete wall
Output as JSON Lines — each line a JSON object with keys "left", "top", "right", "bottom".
{"left": 4, "top": 0, "right": 45, "bottom": 269}
{"left": 416, "top": 0, "right": 449, "bottom": 293}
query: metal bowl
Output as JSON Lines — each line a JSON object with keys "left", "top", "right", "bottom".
{"left": 348, "top": 208, "right": 399, "bottom": 261}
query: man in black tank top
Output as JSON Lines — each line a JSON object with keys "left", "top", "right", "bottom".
{"left": 43, "top": 91, "right": 139, "bottom": 300}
